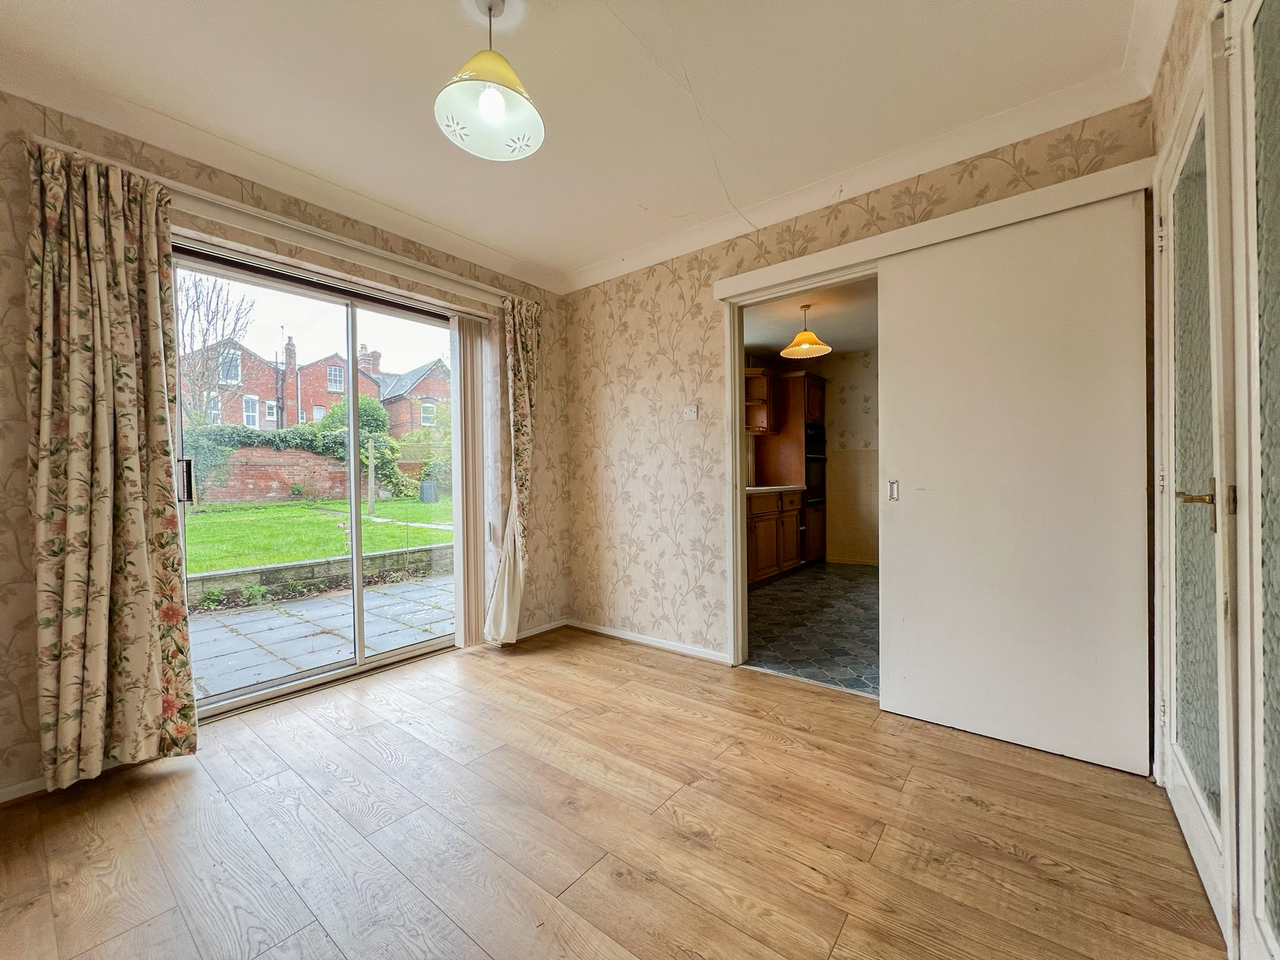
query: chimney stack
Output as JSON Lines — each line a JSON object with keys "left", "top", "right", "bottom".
{"left": 283, "top": 336, "right": 298, "bottom": 426}
{"left": 358, "top": 346, "right": 381, "bottom": 377}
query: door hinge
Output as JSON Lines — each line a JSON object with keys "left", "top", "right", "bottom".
{"left": 1157, "top": 216, "right": 1166, "bottom": 254}
{"left": 1159, "top": 698, "right": 1167, "bottom": 729}
{"left": 1158, "top": 471, "right": 1166, "bottom": 494}
{"left": 1224, "top": 589, "right": 1230, "bottom": 621}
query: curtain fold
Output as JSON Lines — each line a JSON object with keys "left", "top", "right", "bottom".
{"left": 484, "top": 296, "right": 542, "bottom": 645}
{"left": 26, "top": 143, "right": 196, "bottom": 791}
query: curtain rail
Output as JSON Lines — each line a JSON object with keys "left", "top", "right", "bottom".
{"left": 26, "top": 134, "right": 509, "bottom": 312}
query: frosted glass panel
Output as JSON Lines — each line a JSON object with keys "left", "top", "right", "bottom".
{"left": 1255, "top": 0, "right": 1280, "bottom": 930}
{"left": 1173, "top": 120, "right": 1221, "bottom": 821}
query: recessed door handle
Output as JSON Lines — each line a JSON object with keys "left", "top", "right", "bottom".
{"left": 1175, "top": 477, "right": 1216, "bottom": 533}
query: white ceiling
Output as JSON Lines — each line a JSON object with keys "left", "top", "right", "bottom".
{"left": 744, "top": 277, "right": 878, "bottom": 355}
{"left": 0, "top": 0, "right": 1176, "bottom": 294}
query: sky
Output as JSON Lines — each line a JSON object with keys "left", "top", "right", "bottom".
{"left": 176, "top": 267, "right": 452, "bottom": 375}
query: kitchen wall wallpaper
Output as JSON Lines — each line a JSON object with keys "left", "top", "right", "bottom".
{"left": 564, "top": 98, "right": 1154, "bottom": 653}
{"left": 822, "top": 350, "right": 879, "bottom": 452}
{"left": 0, "top": 90, "right": 572, "bottom": 795}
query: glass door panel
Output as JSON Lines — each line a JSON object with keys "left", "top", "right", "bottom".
{"left": 1173, "top": 120, "right": 1223, "bottom": 819}
{"left": 176, "top": 266, "right": 358, "bottom": 702}
{"left": 352, "top": 307, "right": 457, "bottom": 657}
{"left": 1252, "top": 0, "right": 1280, "bottom": 941}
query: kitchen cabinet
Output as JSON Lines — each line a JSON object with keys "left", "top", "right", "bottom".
{"left": 803, "top": 500, "right": 826, "bottom": 562}
{"left": 744, "top": 368, "right": 777, "bottom": 434}
{"left": 746, "top": 489, "right": 802, "bottom": 584}
{"left": 804, "top": 374, "right": 825, "bottom": 424}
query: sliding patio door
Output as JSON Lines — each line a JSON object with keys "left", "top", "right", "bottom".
{"left": 173, "top": 254, "right": 459, "bottom": 707}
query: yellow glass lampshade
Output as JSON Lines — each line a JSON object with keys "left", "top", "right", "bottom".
{"left": 780, "top": 306, "right": 830, "bottom": 358}
{"left": 435, "top": 48, "right": 545, "bottom": 161}
{"left": 780, "top": 329, "right": 832, "bottom": 358}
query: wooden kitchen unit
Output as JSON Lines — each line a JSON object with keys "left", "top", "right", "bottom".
{"left": 745, "top": 367, "right": 827, "bottom": 586}
{"left": 746, "top": 486, "right": 804, "bottom": 583}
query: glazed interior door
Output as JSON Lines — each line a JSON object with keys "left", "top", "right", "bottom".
{"left": 1162, "top": 35, "right": 1239, "bottom": 938}
{"left": 1238, "top": 0, "right": 1280, "bottom": 953}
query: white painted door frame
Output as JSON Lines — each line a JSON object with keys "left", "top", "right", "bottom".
{"left": 1225, "top": 0, "right": 1280, "bottom": 953}
{"left": 716, "top": 160, "right": 1155, "bottom": 668}
{"left": 1153, "top": 7, "right": 1242, "bottom": 952}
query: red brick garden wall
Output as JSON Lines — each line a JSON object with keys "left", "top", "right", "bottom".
{"left": 201, "top": 447, "right": 349, "bottom": 503}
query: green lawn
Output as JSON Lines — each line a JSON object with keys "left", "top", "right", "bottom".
{"left": 185, "top": 498, "right": 453, "bottom": 574}
{"left": 310, "top": 497, "right": 454, "bottom": 525}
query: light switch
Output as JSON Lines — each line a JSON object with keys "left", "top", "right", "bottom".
{"left": 683, "top": 404, "right": 699, "bottom": 421}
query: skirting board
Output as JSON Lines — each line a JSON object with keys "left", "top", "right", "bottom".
{"left": 545, "top": 619, "right": 734, "bottom": 665}
{"left": 0, "top": 776, "right": 43, "bottom": 806}
{"left": 826, "top": 557, "right": 879, "bottom": 567}
{"left": 516, "top": 618, "right": 571, "bottom": 640}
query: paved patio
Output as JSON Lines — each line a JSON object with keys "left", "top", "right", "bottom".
{"left": 189, "top": 574, "right": 455, "bottom": 699}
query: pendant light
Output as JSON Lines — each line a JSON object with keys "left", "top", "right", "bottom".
{"left": 780, "top": 304, "right": 831, "bottom": 359}
{"left": 435, "top": 0, "right": 545, "bottom": 161}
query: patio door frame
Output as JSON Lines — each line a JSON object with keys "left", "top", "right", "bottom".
{"left": 172, "top": 241, "right": 482, "bottom": 718}
{"left": 1225, "top": 0, "right": 1280, "bottom": 953}
{"left": 1153, "top": 8, "right": 1242, "bottom": 952}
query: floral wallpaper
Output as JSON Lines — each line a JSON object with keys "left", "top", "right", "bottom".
{"left": 0, "top": 84, "right": 1156, "bottom": 792}
{"left": 0, "top": 89, "right": 571, "bottom": 795}
{"left": 821, "top": 350, "right": 879, "bottom": 452}
{"left": 564, "top": 98, "right": 1154, "bottom": 653}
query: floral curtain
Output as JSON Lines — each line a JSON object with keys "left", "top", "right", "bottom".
{"left": 484, "top": 296, "right": 541, "bottom": 645}
{"left": 26, "top": 143, "right": 196, "bottom": 791}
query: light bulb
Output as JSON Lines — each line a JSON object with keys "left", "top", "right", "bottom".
{"left": 478, "top": 85, "right": 506, "bottom": 124}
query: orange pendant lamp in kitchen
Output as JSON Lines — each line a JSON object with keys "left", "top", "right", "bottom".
{"left": 780, "top": 304, "right": 831, "bottom": 359}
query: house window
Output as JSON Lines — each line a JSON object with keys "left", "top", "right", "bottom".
{"left": 265, "top": 401, "right": 278, "bottom": 422}
{"left": 243, "top": 395, "right": 259, "bottom": 429}
{"left": 313, "top": 405, "right": 326, "bottom": 422}
{"left": 327, "top": 365, "right": 344, "bottom": 392}
{"left": 219, "top": 348, "right": 241, "bottom": 384}
{"left": 420, "top": 402, "right": 436, "bottom": 427}
{"left": 298, "top": 409, "right": 306, "bottom": 424}
{"left": 206, "top": 393, "right": 222, "bottom": 425}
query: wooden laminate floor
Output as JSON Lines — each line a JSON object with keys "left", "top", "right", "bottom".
{"left": 0, "top": 627, "right": 1226, "bottom": 960}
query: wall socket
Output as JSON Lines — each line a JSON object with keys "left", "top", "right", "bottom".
{"left": 683, "top": 404, "right": 699, "bottom": 421}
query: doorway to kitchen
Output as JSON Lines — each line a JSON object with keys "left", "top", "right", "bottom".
{"left": 741, "top": 277, "right": 880, "bottom": 696}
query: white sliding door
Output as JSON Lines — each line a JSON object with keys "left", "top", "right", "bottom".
{"left": 878, "top": 192, "right": 1150, "bottom": 774}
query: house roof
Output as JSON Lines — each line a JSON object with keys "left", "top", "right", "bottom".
{"left": 378, "top": 358, "right": 449, "bottom": 401}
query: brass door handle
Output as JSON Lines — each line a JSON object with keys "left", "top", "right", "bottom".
{"left": 1175, "top": 477, "right": 1217, "bottom": 533}
{"left": 1175, "top": 492, "right": 1214, "bottom": 504}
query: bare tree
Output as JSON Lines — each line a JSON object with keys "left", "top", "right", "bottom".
{"left": 176, "top": 270, "right": 256, "bottom": 426}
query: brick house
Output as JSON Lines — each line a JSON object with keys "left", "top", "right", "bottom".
{"left": 359, "top": 347, "right": 451, "bottom": 438}
{"left": 181, "top": 337, "right": 377, "bottom": 430}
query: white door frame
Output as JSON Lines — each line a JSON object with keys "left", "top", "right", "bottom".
{"left": 1225, "top": 0, "right": 1280, "bottom": 953}
{"left": 1152, "top": 7, "right": 1241, "bottom": 951}
{"left": 716, "top": 160, "right": 1155, "bottom": 666}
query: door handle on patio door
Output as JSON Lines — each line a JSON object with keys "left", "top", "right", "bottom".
{"left": 177, "top": 458, "right": 194, "bottom": 504}
{"left": 1175, "top": 476, "right": 1216, "bottom": 533}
